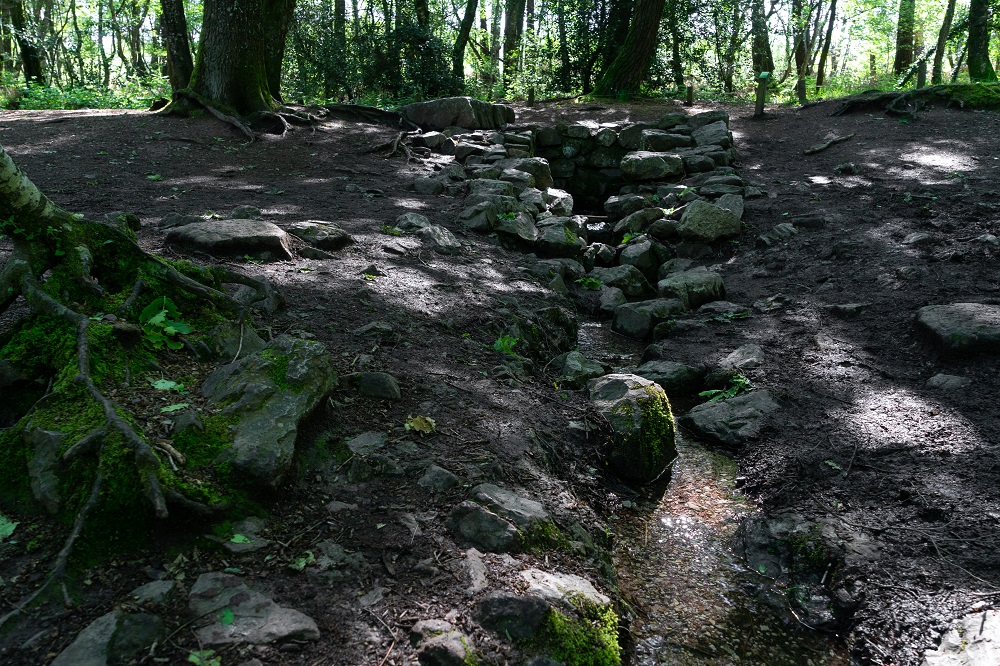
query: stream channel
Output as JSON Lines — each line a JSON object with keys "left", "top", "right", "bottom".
{"left": 577, "top": 321, "right": 853, "bottom": 665}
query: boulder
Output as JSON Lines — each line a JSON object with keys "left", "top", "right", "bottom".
{"left": 916, "top": 303, "right": 1000, "bottom": 355}
{"left": 677, "top": 200, "right": 740, "bottom": 242}
{"left": 620, "top": 151, "right": 685, "bottom": 181}
{"left": 617, "top": 122, "right": 657, "bottom": 150}
{"left": 458, "top": 201, "right": 498, "bottom": 232}
{"left": 200, "top": 335, "right": 338, "bottom": 487}
{"left": 495, "top": 211, "right": 538, "bottom": 243}
{"left": 588, "top": 374, "right": 677, "bottom": 483}
{"left": 399, "top": 97, "right": 515, "bottom": 131}
{"left": 284, "top": 220, "right": 354, "bottom": 251}
{"left": 640, "top": 130, "right": 694, "bottom": 151}
{"left": 395, "top": 212, "right": 432, "bottom": 230}
{"left": 612, "top": 298, "right": 686, "bottom": 340}
{"left": 416, "top": 225, "right": 463, "bottom": 255}
{"left": 588, "top": 264, "right": 650, "bottom": 298}
{"left": 922, "top": 610, "right": 1000, "bottom": 666}
{"left": 633, "top": 360, "right": 705, "bottom": 396}
{"left": 535, "top": 224, "right": 585, "bottom": 258}
{"left": 613, "top": 207, "right": 665, "bottom": 240}
{"left": 681, "top": 390, "right": 779, "bottom": 447}
{"left": 188, "top": 573, "right": 320, "bottom": 647}
{"left": 553, "top": 351, "right": 606, "bottom": 388}
{"left": 656, "top": 268, "right": 725, "bottom": 309}
{"left": 448, "top": 500, "right": 520, "bottom": 552}
{"left": 498, "top": 157, "right": 554, "bottom": 190}
{"left": 604, "top": 194, "right": 649, "bottom": 219}
{"left": 165, "top": 219, "right": 292, "bottom": 261}
{"left": 470, "top": 483, "right": 550, "bottom": 529}
{"left": 51, "top": 610, "right": 165, "bottom": 666}
{"left": 620, "top": 238, "right": 671, "bottom": 283}
{"left": 546, "top": 188, "right": 575, "bottom": 216}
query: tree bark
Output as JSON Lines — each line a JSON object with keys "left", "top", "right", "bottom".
{"left": 190, "top": 0, "right": 296, "bottom": 115}
{"left": 414, "top": 0, "right": 429, "bottom": 26}
{"left": 159, "top": 0, "right": 192, "bottom": 94}
{"left": 792, "top": 0, "right": 807, "bottom": 102}
{"left": 968, "top": 0, "right": 997, "bottom": 82}
{"left": 750, "top": 0, "right": 774, "bottom": 77}
{"left": 592, "top": 0, "right": 665, "bottom": 97}
{"left": 452, "top": 0, "right": 478, "bottom": 80}
{"left": 815, "top": 0, "right": 837, "bottom": 90}
{"left": 892, "top": 0, "right": 915, "bottom": 76}
{"left": 502, "top": 0, "right": 526, "bottom": 90}
{"left": 931, "top": 0, "right": 956, "bottom": 85}
{"left": 3, "top": 0, "right": 45, "bottom": 84}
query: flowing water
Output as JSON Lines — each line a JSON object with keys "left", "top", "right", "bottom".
{"left": 577, "top": 321, "right": 852, "bottom": 665}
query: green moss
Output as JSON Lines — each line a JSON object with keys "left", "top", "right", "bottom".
{"left": 947, "top": 83, "right": 1000, "bottom": 109}
{"left": 533, "top": 596, "right": 621, "bottom": 666}
{"left": 636, "top": 385, "right": 675, "bottom": 473}
{"left": 785, "top": 525, "right": 832, "bottom": 574}
{"left": 1, "top": 315, "right": 75, "bottom": 376}
{"left": 564, "top": 226, "right": 578, "bottom": 244}
{"left": 259, "top": 349, "right": 292, "bottom": 390}
{"left": 520, "top": 519, "right": 572, "bottom": 553}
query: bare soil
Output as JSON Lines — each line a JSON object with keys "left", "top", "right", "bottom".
{"left": 0, "top": 97, "right": 998, "bottom": 666}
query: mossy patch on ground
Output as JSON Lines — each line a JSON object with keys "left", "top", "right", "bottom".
{"left": 532, "top": 595, "right": 621, "bottom": 666}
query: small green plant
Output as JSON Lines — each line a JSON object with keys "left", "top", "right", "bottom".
{"left": 187, "top": 650, "right": 221, "bottom": 666}
{"left": 492, "top": 334, "right": 519, "bottom": 355}
{"left": 379, "top": 224, "right": 403, "bottom": 236}
{"left": 621, "top": 232, "right": 639, "bottom": 244}
{"left": 699, "top": 372, "right": 753, "bottom": 402}
{"left": 498, "top": 211, "right": 517, "bottom": 221}
{"left": 575, "top": 277, "right": 603, "bottom": 290}
{"left": 361, "top": 273, "right": 377, "bottom": 281}
{"left": 710, "top": 310, "right": 750, "bottom": 323}
{"left": 146, "top": 174, "right": 162, "bottom": 181}
{"left": 139, "top": 296, "right": 192, "bottom": 350}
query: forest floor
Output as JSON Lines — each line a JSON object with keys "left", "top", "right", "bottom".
{"left": 1, "top": 96, "right": 999, "bottom": 666}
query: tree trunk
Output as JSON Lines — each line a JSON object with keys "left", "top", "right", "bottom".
{"left": 592, "top": 0, "right": 665, "bottom": 97}
{"left": 190, "top": 0, "right": 295, "bottom": 115}
{"left": 750, "top": 0, "right": 774, "bottom": 77}
{"left": 3, "top": 0, "right": 45, "bottom": 84}
{"left": 792, "top": 0, "right": 807, "bottom": 102}
{"left": 892, "top": 0, "right": 915, "bottom": 76}
{"left": 931, "top": 0, "right": 956, "bottom": 85}
{"left": 815, "top": 0, "right": 837, "bottom": 90}
{"left": 414, "top": 0, "right": 429, "bottom": 26}
{"left": 666, "top": 0, "right": 684, "bottom": 89}
{"left": 968, "top": 0, "right": 997, "bottom": 81}
{"left": 502, "top": 0, "right": 526, "bottom": 90}
{"left": 159, "top": 0, "right": 193, "bottom": 94}
{"left": 452, "top": 0, "right": 478, "bottom": 80}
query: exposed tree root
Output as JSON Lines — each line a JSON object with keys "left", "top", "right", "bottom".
{"left": 803, "top": 133, "right": 856, "bottom": 155}
{"left": 831, "top": 83, "right": 1000, "bottom": 118}
{"left": 318, "top": 103, "right": 419, "bottom": 130}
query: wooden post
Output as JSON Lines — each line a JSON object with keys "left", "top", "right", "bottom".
{"left": 685, "top": 85, "right": 694, "bottom": 106}
{"left": 527, "top": 87, "right": 535, "bottom": 107}
{"left": 917, "top": 61, "right": 927, "bottom": 89}
{"left": 869, "top": 54, "right": 877, "bottom": 85}
{"left": 754, "top": 71, "right": 769, "bottom": 118}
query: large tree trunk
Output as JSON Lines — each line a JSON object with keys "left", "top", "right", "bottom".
{"left": 592, "top": 0, "right": 665, "bottom": 97}
{"left": 815, "top": 0, "right": 837, "bottom": 90}
{"left": 750, "top": 0, "right": 774, "bottom": 77}
{"left": 3, "top": 0, "right": 45, "bottom": 84}
{"left": 452, "top": 0, "right": 478, "bottom": 81}
{"left": 159, "top": 0, "right": 193, "bottom": 95}
{"left": 502, "top": 0, "right": 526, "bottom": 90}
{"left": 931, "top": 0, "right": 956, "bottom": 85}
{"left": 968, "top": 0, "right": 997, "bottom": 82}
{"left": 190, "top": 0, "right": 296, "bottom": 115}
{"left": 892, "top": 0, "right": 915, "bottom": 76}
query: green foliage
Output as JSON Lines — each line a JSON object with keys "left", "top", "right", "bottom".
{"left": 139, "top": 297, "right": 192, "bottom": 350}
{"left": 379, "top": 225, "right": 403, "bottom": 236}
{"left": 492, "top": 334, "right": 519, "bottom": 356}
{"left": 534, "top": 597, "right": 620, "bottom": 666}
{"left": 699, "top": 372, "right": 753, "bottom": 402}
{"left": 4, "top": 78, "right": 170, "bottom": 111}
{"left": 575, "top": 277, "right": 603, "bottom": 291}
{"left": 187, "top": 650, "right": 222, "bottom": 666}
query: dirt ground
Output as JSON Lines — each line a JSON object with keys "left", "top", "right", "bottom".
{"left": 0, "top": 96, "right": 999, "bottom": 666}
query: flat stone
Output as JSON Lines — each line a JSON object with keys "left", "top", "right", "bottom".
{"left": 51, "top": 610, "right": 165, "bottom": 666}
{"left": 26, "top": 427, "right": 64, "bottom": 515}
{"left": 476, "top": 593, "right": 550, "bottom": 640}
{"left": 589, "top": 264, "right": 650, "bottom": 298}
{"left": 188, "top": 572, "right": 320, "bottom": 647}
{"left": 681, "top": 390, "right": 779, "bottom": 447}
{"left": 916, "top": 303, "right": 1000, "bottom": 354}
{"left": 418, "top": 464, "right": 461, "bottom": 491}
{"left": 692, "top": 120, "right": 732, "bottom": 148}
{"left": 604, "top": 194, "right": 648, "bottom": 219}
{"left": 352, "top": 371, "right": 402, "bottom": 400}
{"left": 347, "top": 431, "right": 388, "bottom": 455}
{"left": 416, "top": 225, "right": 462, "bottom": 255}
{"left": 640, "top": 130, "right": 694, "bottom": 151}
{"left": 400, "top": 97, "right": 515, "bottom": 131}
{"left": 285, "top": 220, "right": 353, "bottom": 250}
{"left": 447, "top": 501, "right": 519, "bottom": 552}
{"left": 521, "top": 568, "right": 610, "bottom": 608}
{"left": 612, "top": 298, "right": 686, "bottom": 340}
{"left": 922, "top": 609, "right": 1000, "bottom": 666}
{"left": 633, "top": 360, "right": 704, "bottom": 396}
{"left": 395, "top": 212, "right": 432, "bottom": 230}
{"left": 553, "top": 350, "right": 606, "bottom": 388}
{"left": 470, "top": 483, "right": 549, "bottom": 529}
{"left": 131, "top": 580, "right": 177, "bottom": 605}
{"left": 166, "top": 219, "right": 292, "bottom": 261}
{"left": 925, "top": 374, "right": 972, "bottom": 392}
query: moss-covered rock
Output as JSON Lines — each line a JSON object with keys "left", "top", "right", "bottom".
{"left": 588, "top": 374, "right": 677, "bottom": 483}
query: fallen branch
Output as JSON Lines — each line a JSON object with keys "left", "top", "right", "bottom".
{"left": 803, "top": 133, "right": 856, "bottom": 155}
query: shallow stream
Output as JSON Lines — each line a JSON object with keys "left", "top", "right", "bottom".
{"left": 577, "top": 321, "right": 852, "bottom": 665}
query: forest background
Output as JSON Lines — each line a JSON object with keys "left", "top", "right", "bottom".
{"left": 0, "top": 0, "right": 995, "bottom": 113}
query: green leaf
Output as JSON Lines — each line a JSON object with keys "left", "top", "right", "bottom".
{"left": 147, "top": 174, "right": 163, "bottom": 181}
{"left": 149, "top": 378, "right": 182, "bottom": 391}
{"left": 218, "top": 608, "right": 235, "bottom": 626}
{"left": 160, "top": 403, "right": 190, "bottom": 413}
{"left": 168, "top": 320, "right": 192, "bottom": 334}
{"left": 229, "top": 534, "right": 252, "bottom": 544}
{"left": 0, "top": 513, "right": 19, "bottom": 542}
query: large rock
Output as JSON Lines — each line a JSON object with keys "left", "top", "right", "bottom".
{"left": 470, "top": 483, "right": 550, "bottom": 529}
{"left": 448, "top": 500, "right": 520, "bottom": 552}
{"left": 640, "top": 130, "right": 694, "bottom": 151}
{"left": 535, "top": 223, "right": 585, "bottom": 258}
{"left": 656, "top": 268, "right": 725, "bottom": 309}
{"left": 588, "top": 264, "right": 650, "bottom": 298}
{"left": 677, "top": 200, "right": 741, "bottom": 242}
{"left": 498, "top": 157, "right": 554, "bottom": 190}
{"left": 188, "top": 573, "right": 320, "bottom": 647}
{"left": 604, "top": 194, "right": 648, "bottom": 219}
{"left": 399, "top": 97, "right": 515, "bottom": 131}
{"left": 52, "top": 610, "right": 165, "bottom": 666}
{"left": 495, "top": 211, "right": 538, "bottom": 243}
{"left": 692, "top": 120, "right": 732, "bottom": 148}
{"left": 553, "top": 351, "right": 606, "bottom": 388}
{"left": 200, "top": 335, "right": 338, "bottom": 487}
{"left": 620, "top": 151, "right": 685, "bottom": 181}
{"left": 916, "top": 303, "right": 1000, "bottom": 354}
{"left": 923, "top": 610, "right": 1000, "bottom": 666}
{"left": 612, "top": 298, "right": 686, "bottom": 340}
{"left": 588, "top": 374, "right": 677, "bottom": 483}
{"left": 416, "top": 225, "right": 462, "bottom": 255}
{"left": 285, "top": 220, "right": 353, "bottom": 251}
{"left": 682, "top": 390, "right": 779, "bottom": 447}
{"left": 633, "top": 360, "right": 705, "bottom": 396}
{"left": 165, "top": 219, "right": 293, "bottom": 261}
{"left": 620, "top": 238, "right": 671, "bottom": 283}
